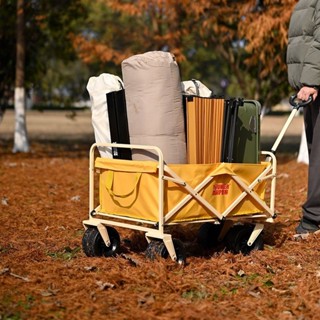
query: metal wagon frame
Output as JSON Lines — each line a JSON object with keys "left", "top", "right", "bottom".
{"left": 83, "top": 142, "right": 277, "bottom": 263}
{"left": 82, "top": 95, "right": 307, "bottom": 263}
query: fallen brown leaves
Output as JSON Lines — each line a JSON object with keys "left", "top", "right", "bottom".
{"left": 0, "top": 143, "right": 318, "bottom": 320}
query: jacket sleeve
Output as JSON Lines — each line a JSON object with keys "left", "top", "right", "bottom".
{"left": 300, "top": 1, "right": 320, "bottom": 87}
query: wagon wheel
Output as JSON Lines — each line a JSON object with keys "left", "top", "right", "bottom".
{"left": 145, "top": 239, "right": 186, "bottom": 265}
{"left": 82, "top": 226, "right": 120, "bottom": 257}
{"left": 145, "top": 240, "right": 168, "bottom": 260}
{"left": 197, "top": 222, "right": 223, "bottom": 249}
{"left": 225, "top": 225, "right": 264, "bottom": 255}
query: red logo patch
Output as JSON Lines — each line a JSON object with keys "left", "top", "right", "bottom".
{"left": 212, "top": 183, "right": 229, "bottom": 195}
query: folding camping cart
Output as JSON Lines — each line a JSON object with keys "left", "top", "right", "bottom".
{"left": 82, "top": 144, "right": 277, "bottom": 264}
{"left": 82, "top": 95, "right": 307, "bottom": 264}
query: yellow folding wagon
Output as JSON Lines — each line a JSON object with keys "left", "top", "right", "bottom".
{"left": 82, "top": 95, "right": 306, "bottom": 264}
{"left": 82, "top": 142, "right": 276, "bottom": 263}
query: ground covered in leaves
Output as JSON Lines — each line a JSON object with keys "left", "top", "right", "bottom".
{"left": 1, "top": 141, "right": 319, "bottom": 320}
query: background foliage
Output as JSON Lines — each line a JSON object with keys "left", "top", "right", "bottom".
{"left": 0, "top": 0, "right": 297, "bottom": 109}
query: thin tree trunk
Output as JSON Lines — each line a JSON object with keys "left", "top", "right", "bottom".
{"left": 13, "top": 0, "right": 29, "bottom": 153}
{"left": 0, "top": 105, "right": 4, "bottom": 125}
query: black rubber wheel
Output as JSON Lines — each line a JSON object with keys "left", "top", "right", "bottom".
{"left": 225, "top": 225, "right": 264, "bottom": 255}
{"left": 145, "top": 238, "right": 186, "bottom": 265}
{"left": 145, "top": 240, "right": 168, "bottom": 260}
{"left": 82, "top": 226, "right": 120, "bottom": 257}
{"left": 172, "top": 239, "right": 187, "bottom": 265}
{"left": 197, "top": 222, "right": 223, "bottom": 249}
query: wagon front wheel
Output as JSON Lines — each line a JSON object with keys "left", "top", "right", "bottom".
{"left": 82, "top": 226, "right": 120, "bottom": 257}
{"left": 225, "top": 225, "right": 264, "bottom": 255}
{"left": 145, "top": 238, "right": 186, "bottom": 265}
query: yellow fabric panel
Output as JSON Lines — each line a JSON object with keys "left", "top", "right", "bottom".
{"left": 166, "top": 163, "right": 267, "bottom": 222}
{"left": 96, "top": 157, "right": 269, "bottom": 223}
{"left": 99, "top": 166, "right": 159, "bottom": 219}
{"left": 95, "top": 157, "right": 158, "bottom": 173}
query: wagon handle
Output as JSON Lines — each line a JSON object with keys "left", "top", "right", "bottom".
{"left": 269, "top": 94, "right": 312, "bottom": 156}
{"left": 289, "top": 94, "right": 313, "bottom": 109}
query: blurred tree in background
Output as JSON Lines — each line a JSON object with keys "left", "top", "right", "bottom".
{"left": 73, "top": 0, "right": 296, "bottom": 108}
{"left": 0, "top": 0, "right": 88, "bottom": 108}
{"left": 0, "top": 0, "right": 296, "bottom": 110}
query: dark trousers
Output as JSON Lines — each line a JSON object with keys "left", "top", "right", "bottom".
{"left": 302, "top": 95, "right": 320, "bottom": 222}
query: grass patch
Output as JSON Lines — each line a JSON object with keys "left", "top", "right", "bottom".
{"left": 47, "top": 246, "right": 81, "bottom": 261}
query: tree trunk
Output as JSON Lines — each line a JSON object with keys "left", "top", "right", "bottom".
{"left": 13, "top": 0, "right": 29, "bottom": 153}
{"left": 0, "top": 106, "right": 4, "bottom": 125}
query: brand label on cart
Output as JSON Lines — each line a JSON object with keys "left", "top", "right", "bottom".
{"left": 212, "top": 183, "right": 229, "bottom": 195}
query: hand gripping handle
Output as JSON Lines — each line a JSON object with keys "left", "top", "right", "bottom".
{"left": 289, "top": 94, "right": 313, "bottom": 109}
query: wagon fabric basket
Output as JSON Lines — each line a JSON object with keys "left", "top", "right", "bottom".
{"left": 95, "top": 157, "right": 269, "bottom": 224}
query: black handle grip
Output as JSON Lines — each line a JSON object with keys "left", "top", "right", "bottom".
{"left": 289, "top": 94, "right": 313, "bottom": 109}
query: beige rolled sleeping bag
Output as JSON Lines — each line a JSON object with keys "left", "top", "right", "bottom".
{"left": 121, "top": 51, "right": 187, "bottom": 164}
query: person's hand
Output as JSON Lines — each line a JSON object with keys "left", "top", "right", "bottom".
{"left": 297, "top": 86, "right": 318, "bottom": 102}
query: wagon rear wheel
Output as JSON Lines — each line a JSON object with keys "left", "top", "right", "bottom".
{"left": 197, "top": 222, "right": 223, "bottom": 249}
{"left": 82, "top": 226, "right": 120, "bottom": 257}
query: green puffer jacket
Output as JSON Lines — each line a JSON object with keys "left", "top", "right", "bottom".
{"left": 287, "top": 0, "right": 320, "bottom": 90}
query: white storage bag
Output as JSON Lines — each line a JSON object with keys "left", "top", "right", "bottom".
{"left": 86, "top": 73, "right": 124, "bottom": 157}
